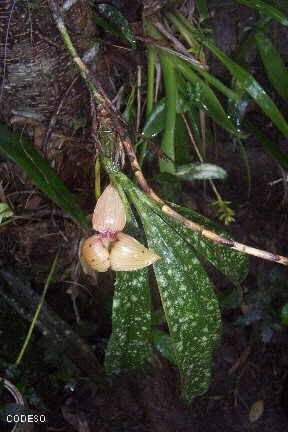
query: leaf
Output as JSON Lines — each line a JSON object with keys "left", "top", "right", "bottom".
{"left": 0, "top": 125, "right": 89, "bottom": 228}
{"left": 159, "top": 53, "right": 177, "bottom": 174}
{"left": 234, "top": 0, "right": 288, "bottom": 27}
{"left": 249, "top": 400, "right": 264, "bottom": 423}
{"left": 281, "top": 303, "right": 288, "bottom": 326}
{"left": 255, "top": 30, "right": 288, "bottom": 103}
{"left": 93, "top": 4, "right": 136, "bottom": 49}
{"left": 121, "top": 175, "right": 221, "bottom": 401}
{"left": 152, "top": 329, "right": 175, "bottom": 364}
{"left": 170, "top": 14, "right": 288, "bottom": 138}
{"left": 173, "top": 58, "right": 242, "bottom": 137}
{"left": 174, "top": 114, "right": 191, "bottom": 165}
{"left": 104, "top": 190, "right": 152, "bottom": 373}
{"left": 0, "top": 203, "right": 14, "bottom": 224}
{"left": 105, "top": 268, "right": 152, "bottom": 373}
{"left": 176, "top": 163, "right": 227, "bottom": 181}
{"left": 168, "top": 204, "right": 249, "bottom": 286}
{"left": 142, "top": 97, "right": 187, "bottom": 139}
{"left": 201, "top": 39, "right": 288, "bottom": 138}
{"left": 195, "top": 0, "right": 209, "bottom": 22}
{"left": 245, "top": 121, "right": 288, "bottom": 170}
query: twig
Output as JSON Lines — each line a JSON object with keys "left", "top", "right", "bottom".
{"left": 48, "top": 1, "right": 288, "bottom": 266}
{"left": 16, "top": 253, "right": 59, "bottom": 365}
{"left": 122, "top": 136, "right": 288, "bottom": 266}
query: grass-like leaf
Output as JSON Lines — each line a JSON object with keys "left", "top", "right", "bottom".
{"left": 159, "top": 54, "right": 177, "bottom": 174}
{"left": 0, "top": 125, "right": 89, "bottom": 228}
{"left": 168, "top": 13, "right": 288, "bottom": 138}
{"left": 195, "top": 0, "right": 209, "bottom": 22}
{"left": 234, "top": 0, "right": 288, "bottom": 27}
{"left": 255, "top": 30, "right": 288, "bottom": 103}
{"left": 172, "top": 58, "right": 242, "bottom": 136}
{"left": 245, "top": 121, "right": 288, "bottom": 170}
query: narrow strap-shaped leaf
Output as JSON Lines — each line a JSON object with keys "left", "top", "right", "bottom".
{"left": 195, "top": 0, "right": 209, "bottom": 22}
{"left": 121, "top": 176, "right": 221, "bottom": 401}
{"left": 234, "top": 0, "right": 288, "bottom": 27}
{"left": 142, "top": 97, "right": 187, "bottom": 139}
{"left": 159, "top": 53, "right": 177, "bottom": 174}
{"left": 0, "top": 125, "right": 89, "bottom": 228}
{"left": 245, "top": 121, "right": 288, "bottom": 170}
{"left": 172, "top": 58, "right": 242, "bottom": 137}
{"left": 168, "top": 13, "right": 288, "bottom": 138}
{"left": 255, "top": 30, "right": 288, "bottom": 103}
{"left": 105, "top": 268, "right": 152, "bottom": 373}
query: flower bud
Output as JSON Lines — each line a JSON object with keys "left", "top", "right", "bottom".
{"left": 79, "top": 235, "right": 110, "bottom": 272}
{"left": 92, "top": 184, "right": 126, "bottom": 234}
{"left": 110, "top": 232, "right": 160, "bottom": 271}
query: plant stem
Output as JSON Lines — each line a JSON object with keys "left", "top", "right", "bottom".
{"left": 15, "top": 253, "right": 58, "bottom": 365}
{"left": 122, "top": 136, "right": 288, "bottom": 266}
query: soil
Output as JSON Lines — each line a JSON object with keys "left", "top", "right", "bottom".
{"left": 1, "top": 1, "right": 288, "bottom": 432}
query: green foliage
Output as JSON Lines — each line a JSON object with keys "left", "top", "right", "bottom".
{"left": 234, "top": 0, "right": 288, "bottom": 26}
{"left": 124, "top": 178, "right": 221, "bottom": 400}
{"left": 92, "top": 3, "right": 136, "bottom": 48}
{"left": 254, "top": 30, "right": 288, "bottom": 103}
{"left": 105, "top": 269, "right": 152, "bottom": 373}
{"left": 0, "top": 125, "right": 89, "bottom": 228}
{"left": 176, "top": 162, "right": 227, "bottom": 181}
{"left": 195, "top": 0, "right": 209, "bottom": 22}
{"left": 152, "top": 330, "right": 175, "bottom": 364}
{"left": 236, "top": 267, "right": 288, "bottom": 343}
{"left": 0, "top": 203, "right": 14, "bottom": 226}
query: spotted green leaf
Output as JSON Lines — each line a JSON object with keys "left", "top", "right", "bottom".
{"left": 169, "top": 204, "right": 249, "bottom": 286}
{"left": 152, "top": 329, "right": 175, "bottom": 364}
{"left": 105, "top": 268, "right": 152, "bottom": 374}
{"left": 0, "top": 203, "right": 14, "bottom": 225}
{"left": 120, "top": 175, "right": 221, "bottom": 401}
{"left": 176, "top": 163, "right": 227, "bottom": 181}
{"left": 93, "top": 4, "right": 136, "bottom": 49}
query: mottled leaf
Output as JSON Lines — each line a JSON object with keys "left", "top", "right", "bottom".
{"left": 121, "top": 176, "right": 221, "bottom": 401}
{"left": 0, "top": 203, "right": 14, "bottom": 224}
{"left": 169, "top": 204, "right": 249, "bottom": 286}
{"left": 94, "top": 4, "right": 136, "bottom": 49}
{"left": 176, "top": 163, "right": 227, "bottom": 181}
{"left": 105, "top": 269, "right": 152, "bottom": 373}
{"left": 152, "top": 329, "right": 175, "bottom": 364}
